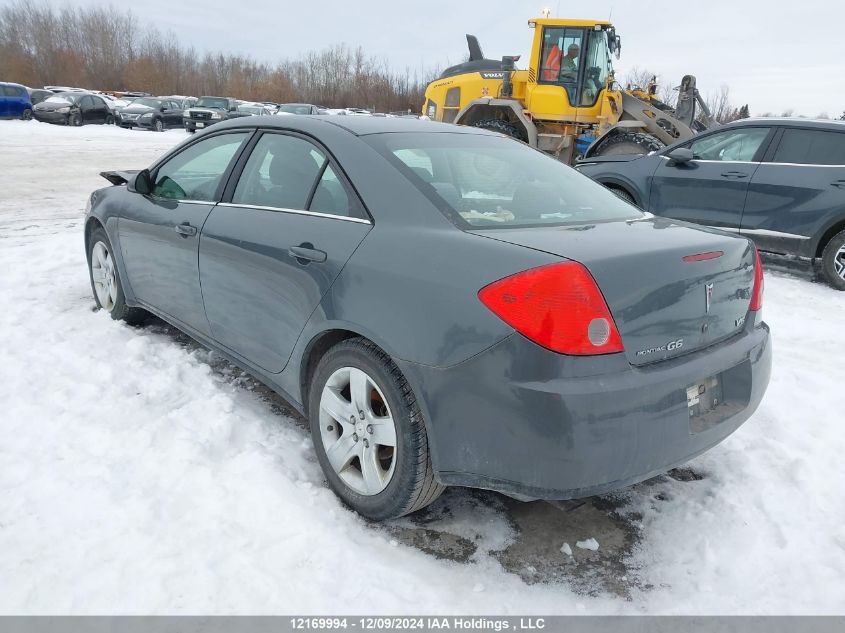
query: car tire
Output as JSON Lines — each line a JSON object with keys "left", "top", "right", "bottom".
{"left": 21, "top": 108, "right": 32, "bottom": 121}
{"left": 154, "top": 118, "right": 165, "bottom": 132}
{"left": 308, "top": 337, "right": 444, "bottom": 520}
{"left": 105, "top": 114, "right": 114, "bottom": 125}
{"left": 87, "top": 227, "right": 148, "bottom": 324}
{"left": 470, "top": 118, "right": 529, "bottom": 143}
{"left": 608, "top": 186, "right": 635, "bottom": 205}
{"left": 820, "top": 229, "right": 845, "bottom": 290}
{"left": 69, "top": 113, "right": 82, "bottom": 127}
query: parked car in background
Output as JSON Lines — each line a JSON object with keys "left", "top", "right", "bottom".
{"left": 276, "top": 103, "right": 326, "bottom": 115}
{"left": 27, "top": 88, "right": 53, "bottom": 106}
{"left": 0, "top": 82, "right": 33, "bottom": 120}
{"left": 32, "top": 92, "right": 113, "bottom": 126}
{"left": 183, "top": 96, "right": 250, "bottom": 132}
{"left": 575, "top": 118, "right": 845, "bottom": 290}
{"left": 118, "top": 97, "right": 184, "bottom": 131}
{"left": 238, "top": 103, "right": 274, "bottom": 116}
{"left": 161, "top": 95, "right": 197, "bottom": 110}
{"left": 84, "top": 117, "right": 770, "bottom": 520}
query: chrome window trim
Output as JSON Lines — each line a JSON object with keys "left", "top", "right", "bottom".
{"left": 659, "top": 156, "right": 758, "bottom": 165}
{"left": 760, "top": 161, "right": 845, "bottom": 168}
{"left": 176, "top": 199, "right": 217, "bottom": 205}
{"left": 740, "top": 228, "right": 810, "bottom": 241}
{"left": 217, "top": 202, "right": 372, "bottom": 225}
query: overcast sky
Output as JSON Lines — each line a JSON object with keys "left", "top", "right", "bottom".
{"left": 65, "top": 0, "right": 843, "bottom": 116}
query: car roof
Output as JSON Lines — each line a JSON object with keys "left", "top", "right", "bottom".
{"left": 0, "top": 81, "right": 26, "bottom": 89}
{"left": 212, "top": 114, "right": 493, "bottom": 138}
{"left": 725, "top": 117, "right": 845, "bottom": 131}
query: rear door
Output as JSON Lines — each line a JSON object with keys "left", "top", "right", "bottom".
{"left": 742, "top": 126, "right": 845, "bottom": 256}
{"left": 649, "top": 126, "right": 774, "bottom": 230}
{"left": 118, "top": 131, "right": 251, "bottom": 335}
{"left": 199, "top": 131, "right": 372, "bottom": 373}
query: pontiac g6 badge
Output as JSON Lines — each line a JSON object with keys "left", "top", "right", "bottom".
{"left": 705, "top": 282, "right": 714, "bottom": 314}
{"left": 636, "top": 339, "right": 684, "bottom": 357}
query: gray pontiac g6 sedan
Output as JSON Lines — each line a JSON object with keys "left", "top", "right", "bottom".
{"left": 84, "top": 116, "right": 771, "bottom": 520}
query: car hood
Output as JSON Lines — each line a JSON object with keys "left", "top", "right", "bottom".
{"left": 470, "top": 217, "right": 756, "bottom": 365}
{"left": 121, "top": 105, "right": 154, "bottom": 114}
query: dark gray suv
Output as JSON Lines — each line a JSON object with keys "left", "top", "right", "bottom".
{"left": 575, "top": 119, "right": 845, "bottom": 289}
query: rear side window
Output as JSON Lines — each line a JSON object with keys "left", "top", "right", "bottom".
{"left": 366, "top": 132, "right": 642, "bottom": 229}
{"left": 233, "top": 133, "right": 360, "bottom": 217}
{"left": 233, "top": 134, "right": 326, "bottom": 210}
{"left": 3, "top": 86, "right": 23, "bottom": 97}
{"left": 772, "top": 128, "right": 845, "bottom": 165}
{"left": 152, "top": 132, "right": 249, "bottom": 201}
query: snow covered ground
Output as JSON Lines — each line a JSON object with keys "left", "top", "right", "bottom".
{"left": 1, "top": 120, "right": 843, "bottom": 614}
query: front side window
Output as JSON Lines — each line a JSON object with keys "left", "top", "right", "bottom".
{"left": 152, "top": 132, "right": 249, "bottom": 201}
{"left": 688, "top": 127, "right": 770, "bottom": 162}
{"left": 367, "top": 132, "right": 642, "bottom": 229}
{"left": 772, "top": 128, "right": 845, "bottom": 165}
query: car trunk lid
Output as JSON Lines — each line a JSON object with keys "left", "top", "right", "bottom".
{"left": 470, "top": 216, "right": 756, "bottom": 365}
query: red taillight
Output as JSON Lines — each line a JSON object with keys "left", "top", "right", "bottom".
{"left": 478, "top": 261, "right": 624, "bottom": 355}
{"left": 749, "top": 246, "right": 764, "bottom": 311}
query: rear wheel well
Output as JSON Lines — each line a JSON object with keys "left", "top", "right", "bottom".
{"left": 816, "top": 219, "right": 845, "bottom": 258}
{"left": 300, "top": 329, "right": 375, "bottom": 414}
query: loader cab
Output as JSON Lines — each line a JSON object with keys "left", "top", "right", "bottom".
{"left": 528, "top": 19, "right": 616, "bottom": 117}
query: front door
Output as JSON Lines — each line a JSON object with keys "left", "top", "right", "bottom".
{"left": 199, "top": 131, "right": 372, "bottom": 373}
{"left": 649, "top": 126, "right": 773, "bottom": 230}
{"left": 743, "top": 126, "right": 845, "bottom": 255}
{"left": 118, "top": 131, "right": 251, "bottom": 335}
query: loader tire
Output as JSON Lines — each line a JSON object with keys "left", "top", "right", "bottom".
{"left": 593, "top": 132, "right": 664, "bottom": 157}
{"left": 470, "top": 118, "right": 528, "bottom": 143}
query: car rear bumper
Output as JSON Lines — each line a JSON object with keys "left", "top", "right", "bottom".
{"left": 399, "top": 319, "right": 771, "bottom": 500}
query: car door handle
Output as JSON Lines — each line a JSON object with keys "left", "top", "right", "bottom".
{"left": 174, "top": 222, "right": 197, "bottom": 237}
{"left": 831, "top": 180, "right": 845, "bottom": 188}
{"left": 288, "top": 244, "right": 327, "bottom": 263}
{"left": 721, "top": 171, "right": 748, "bottom": 179}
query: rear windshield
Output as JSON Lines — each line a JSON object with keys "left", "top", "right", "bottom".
{"left": 365, "top": 132, "right": 642, "bottom": 229}
{"left": 132, "top": 98, "right": 162, "bottom": 108}
{"left": 279, "top": 104, "right": 312, "bottom": 114}
{"left": 196, "top": 97, "right": 229, "bottom": 109}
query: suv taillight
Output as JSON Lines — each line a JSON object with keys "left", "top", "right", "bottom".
{"left": 478, "top": 261, "right": 624, "bottom": 355}
{"left": 750, "top": 246, "right": 764, "bottom": 312}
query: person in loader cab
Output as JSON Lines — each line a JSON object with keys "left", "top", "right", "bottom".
{"left": 542, "top": 42, "right": 579, "bottom": 81}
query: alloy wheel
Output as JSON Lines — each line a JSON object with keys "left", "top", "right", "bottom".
{"left": 835, "top": 245, "right": 845, "bottom": 280}
{"left": 91, "top": 241, "right": 117, "bottom": 311}
{"left": 155, "top": 119, "right": 164, "bottom": 132}
{"left": 318, "top": 366, "right": 397, "bottom": 495}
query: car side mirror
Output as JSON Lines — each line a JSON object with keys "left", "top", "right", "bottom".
{"left": 129, "top": 169, "right": 152, "bottom": 195}
{"left": 160, "top": 105, "right": 167, "bottom": 112}
{"left": 666, "top": 147, "right": 694, "bottom": 164}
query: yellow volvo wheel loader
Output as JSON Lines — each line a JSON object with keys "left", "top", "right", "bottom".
{"left": 423, "top": 17, "right": 713, "bottom": 164}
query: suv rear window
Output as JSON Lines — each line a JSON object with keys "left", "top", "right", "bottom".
{"left": 772, "top": 128, "right": 845, "bottom": 165}
{"left": 365, "top": 132, "right": 642, "bottom": 229}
